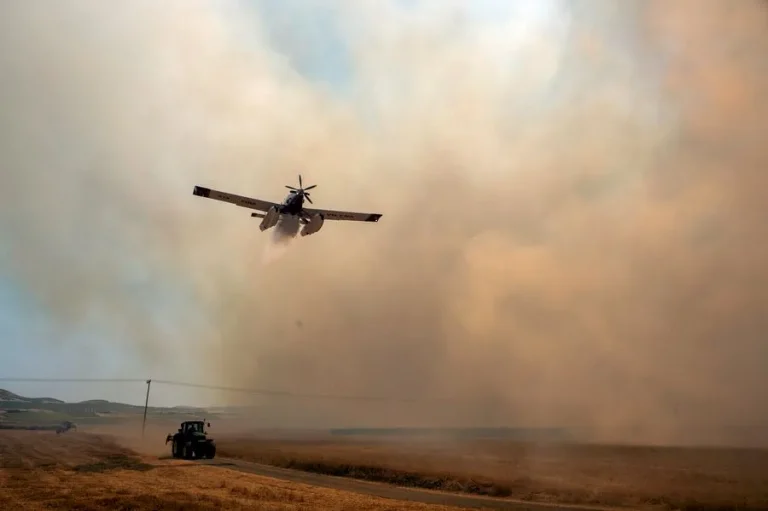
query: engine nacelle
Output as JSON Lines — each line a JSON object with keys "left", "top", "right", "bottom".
{"left": 300, "top": 213, "right": 324, "bottom": 237}
{"left": 259, "top": 206, "right": 280, "bottom": 231}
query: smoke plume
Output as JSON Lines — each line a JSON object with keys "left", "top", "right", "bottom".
{"left": 1, "top": 0, "right": 767, "bottom": 444}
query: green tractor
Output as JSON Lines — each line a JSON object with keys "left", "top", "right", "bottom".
{"left": 165, "top": 420, "right": 216, "bottom": 460}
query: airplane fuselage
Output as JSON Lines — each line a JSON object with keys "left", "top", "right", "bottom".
{"left": 279, "top": 191, "right": 305, "bottom": 216}
{"left": 258, "top": 191, "right": 309, "bottom": 239}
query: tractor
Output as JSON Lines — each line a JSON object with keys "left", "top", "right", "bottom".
{"left": 165, "top": 420, "right": 216, "bottom": 460}
{"left": 56, "top": 421, "right": 77, "bottom": 434}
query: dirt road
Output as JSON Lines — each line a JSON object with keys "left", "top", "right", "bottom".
{"left": 198, "top": 457, "right": 617, "bottom": 511}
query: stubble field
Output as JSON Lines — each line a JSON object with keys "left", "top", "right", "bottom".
{"left": 0, "top": 430, "right": 464, "bottom": 510}
{"left": 215, "top": 433, "right": 768, "bottom": 510}
{"left": 5, "top": 422, "right": 768, "bottom": 511}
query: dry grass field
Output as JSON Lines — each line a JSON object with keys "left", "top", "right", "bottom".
{"left": 216, "top": 434, "right": 768, "bottom": 510}
{"left": 8, "top": 421, "right": 768, "bottom": 510}
{"left": 0, "top": 430, "right": 467, "bottom": 510}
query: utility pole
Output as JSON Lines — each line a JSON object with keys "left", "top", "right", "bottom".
{"left": 142, "top": 379, "right": 151, "bottom": 438}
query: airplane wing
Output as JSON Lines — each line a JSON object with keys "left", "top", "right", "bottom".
{"left": 302, "top": 206, "right": 382, "bottom": 223}
{"left": 192, "top": 186, "right": 277, "bottom": 212}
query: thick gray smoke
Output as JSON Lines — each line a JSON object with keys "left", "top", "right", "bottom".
{"left": 1, "top": 0, "right": 767, "bottom": 444}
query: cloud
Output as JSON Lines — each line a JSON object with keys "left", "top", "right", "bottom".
{"left": 1, "top": 0, "right": 767, "bottom": 444}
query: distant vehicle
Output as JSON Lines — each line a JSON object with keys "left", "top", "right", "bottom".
{"left": 165, "top": 420, "right": 216, "bottom": 460}
{"left": 192, "top": 175, "right": 383, "bottom": 239}
{"left": 56, "top": 421, "right": 77, "bottom": 434}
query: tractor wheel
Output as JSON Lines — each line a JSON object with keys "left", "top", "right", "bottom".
{"left": 208, "top": 445, "right": 216, "bottom": 459}
{"left": 172, "top": 440, "right": 179, "bottom": 458}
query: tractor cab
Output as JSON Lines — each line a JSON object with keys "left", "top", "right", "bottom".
{"left": 182, "top": 420, "right": 207, "bottom": 435}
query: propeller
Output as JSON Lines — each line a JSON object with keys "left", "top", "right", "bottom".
{"left": 285, "top": 174, "right": 316, "bottom": 204}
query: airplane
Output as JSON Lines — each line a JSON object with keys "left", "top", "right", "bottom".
{"left": 192, "top": 175, "right": 382, "bottom": 238}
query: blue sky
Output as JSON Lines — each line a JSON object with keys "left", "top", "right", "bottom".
{"left": 237, "top": 0, "right": 355, "bottom": 94}
{"left": 0, "top": 275, "right": 144, "bottom": 403}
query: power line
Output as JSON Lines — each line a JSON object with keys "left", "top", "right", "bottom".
{"left": 0, "top": 378, "right": 146, "bottom": 383}
{"left": 0, "top": 377, "right": 455, "bottom": 404}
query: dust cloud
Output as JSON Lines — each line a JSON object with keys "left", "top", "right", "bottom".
{"left": 1, "top": 0, "right": 767, "bottom": 445}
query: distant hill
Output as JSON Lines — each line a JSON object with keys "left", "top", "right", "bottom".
{"left": 0, "top": 388, "right": 213, "bottom": 428}
{"left": 0, "top": 388, "right": 65, "bottom": 405}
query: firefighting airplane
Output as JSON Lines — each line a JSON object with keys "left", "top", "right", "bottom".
{"left": 192, "top": 175, "right": 382, "bottom": 238}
